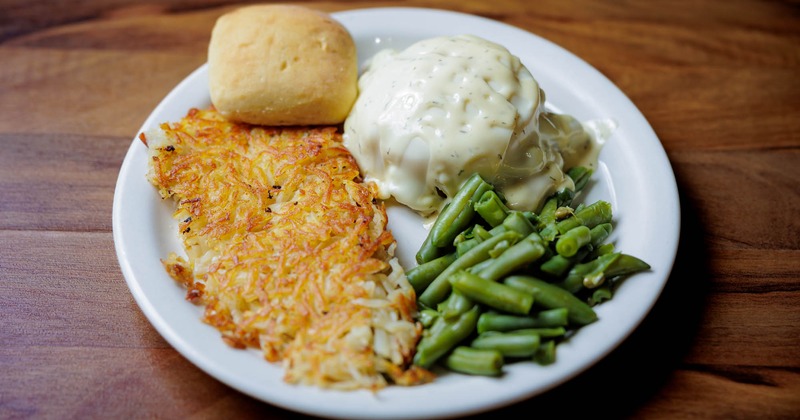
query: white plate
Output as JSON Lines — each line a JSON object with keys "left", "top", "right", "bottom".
{"left": 113, "top": 7, "right": 680, "bottom": 419}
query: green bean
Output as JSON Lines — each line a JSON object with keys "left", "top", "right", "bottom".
{"left": 418, "top": 308, "right": 440, "bottom": 328}
{"left": 502, "top": 211, "right": 536, "bottom": 236}
{"left": 488, "top": 223, "right": 508, "bottom": 236}
{"left": 567, "top": 166, "right": 593, "bottom": 193}
{"left": 477, "top": 233, "right": 546, "bottom": 282}
{"left": 590, "top": 222, "right": 613, "bottom": 245}
{"left": 504, "top": 275, "right": 598, "bottom": 326}
{"left": 474, "top": 190, "right": 510, "bottom": 227}
{"left": 487, "top": 239, "right": 513, "bottom": 258}
{"left": 605, "top": 254, "right": 651, "bottom": 278}
{"left": 536, "top": 197, "right": 558, "bottom": 230}
{"left": 533, "top": 339, "right": 556, "bottom": 365}
{"left": 513, "top": 327, "right": 566, "bottom": 338}
{"left": 466, "top": 258, "right": 494, "bottom": 275}
{"left": 407, "top": 252, "right": 457, "bottom": 295}
{"left": 416, "top": 201, "right": 452, "bottom": 265}
{"left": 450, "top": 271, "right": 534, "bottom": 315}
{"left": 522, "top": 211, "right": 538, "bottom": 225}
{"left": 418, "top": 231, "right": 521, "bottom": 308}
{"left": 471, "top": 330, "right": 541, "bottom": 358}
{"left": 430, "top": 173, "right": 493, "bottom": 248}
{"left": 539, "top": 224, "right": 559, "bottom": 243}
{"left": 444, "top": 346, "right": 503, "bottom": 376}
{"left": 415, "top": 234, "right": 442, "bottom": 265}
{"left": 555, "top": 225, "right": 592, "bottom": 257}
{"left": 456, "top": 237, "right": 480, "bottom": 257}
{"left": 540, "top": 188, "right": 576, "bottom": 226}
{"left": 413, "top": 305, "right": 480, "bottom": 369}
{"left": 588, "top": 285, "right": 613, "bottom": 306}
{"left": 437, "top": 289, "right": 474, "bottom": 319}
{"left": 556, "top": 200, "right": 612, "bottom": 234}
{"left": 528, "top": 308, "right": 570, "bottom": 328}
{"left": 539, "top": 249, "right": 590, "bottom": 278}
{"left": 477, "top": 308, "right": 568, "bottom": 333}
{"left": 543, "top": 222, "right": 610, "bottom": 276}
{"left": 588, "top": 242, "right": 615, "bottom": 260}
{"left": 558, "top": 252, "right": 620, "bottom": 292}
{"left": 555, "top": 187, "right": 577, "bottom": 207}
{"left": 453, "top": 227, "right": 471, "bottom": 245}
{"left": 472, "top": 224, "right": 492, "bottom": 241}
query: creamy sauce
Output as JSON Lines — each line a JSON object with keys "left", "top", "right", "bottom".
{"left": 343, "top": 34, "right": 608, "bottom": 215}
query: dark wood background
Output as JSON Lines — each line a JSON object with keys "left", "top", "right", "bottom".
{"left": 1, "top": 0, "right": 798, "bottom": 418}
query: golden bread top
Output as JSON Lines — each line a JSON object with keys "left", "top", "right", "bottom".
{"left": 208, "top": 5, "right": 358, "bottom": 126}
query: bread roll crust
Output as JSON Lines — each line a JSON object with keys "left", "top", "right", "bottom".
{"left": 208, "top": 5, "right": 358, "bottom": 125}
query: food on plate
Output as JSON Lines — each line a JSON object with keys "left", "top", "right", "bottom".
{"left": 343, "top": 34, "right": 604, "bottom": 215}
{"left": 208, "top": 4, "right": 358, "bottom": 126}
{"left": 406, "top": 171, "right": 651, "bottom": 374}
{"left": 344, "top": 35, "right": 652, "bottom": 376}
{"left": 142, "top": 108, "right": 434, "bottom": 390}
{"left": 142, "top": 4, "right": 647, "bottom": 389}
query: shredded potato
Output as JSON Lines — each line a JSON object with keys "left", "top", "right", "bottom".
{"left": 143, "top": 108, "right": 434, "bottom": 390}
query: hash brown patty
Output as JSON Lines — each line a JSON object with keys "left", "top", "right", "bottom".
{"left": 142, "top": 108, "right": 433, "bottom": 389}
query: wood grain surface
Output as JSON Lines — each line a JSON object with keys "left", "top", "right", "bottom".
{"left": 2, "top": 0, "right": 799, "bottom": 418}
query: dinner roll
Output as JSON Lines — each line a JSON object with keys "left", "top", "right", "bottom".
{"left": 208, "top": 5, "right": 358, "bottom": 125}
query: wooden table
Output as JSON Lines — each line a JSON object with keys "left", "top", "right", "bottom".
{"left": 2, "top": 1, "right": 798, "bottom": 418}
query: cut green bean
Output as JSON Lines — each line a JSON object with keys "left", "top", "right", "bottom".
{"left": 588, "top": 242, "right": 615, "bottom": 260}
{"left": 487, "top": 239, "right": 512, "bottom": 259}
{"left": 451, "top": 271, "right": 534, "bottom": 315}
{"left": 588, "top": 285, "right": 613, "bottom": 306}
{"left": 488, "top": 223, "right": 508, "bottom": 236}
{"left": 444, "top": 346, "right": 503, "bottom": 376}
{"left": 418, "top": 231, "right": 521, "bottom": 308}
{"left": 555, "top": 200, "right": 613, "bottom": 234}
{"left": 471, "top": 330, "right": 541, "bottom": 358}
{"left": 477, "top": 233, "right": 546, "bottom": 282}
{"left": 503, "top": 211, "right": 536, "bottom": 236}
{"left": 415, "top": 234, "right": 442, "bottom": 265}
{"left": 472, "top": 224, "right": 492, "bottom": 241}
{"left": 514, "top": 327, "right": 567, "bottom": 338}
{"left": 554, "top": 188, "right": 577, "bottom": 207}
{"left": 539, "top": 224, "right": 559, "bottom": 242}
{"left": 555, "top": 225, "right": 592, "bottom": 257}
{"left": 466, "top": 258, "right": 494, "bottom": 275}
{"left": 477, "top": 308, "right": 568, "bottom": 334}
{"left": 539, "top": 248, "right": 590, "bottom": 278}
{"left": 528, "top": 308, "right": 570, "bottom": 328}
{"left": 504, "top": 275, "right": 598, "bottom": 326}
{"left": 536, "top": 197, "right": 558, "bottom": 230}
{"left": 533, "top": 339, "right": 556, "bottom": 365}
{"left": 430, "top": 174, "right": 493, "bottom": 248}
{"left": 522, "top": 211, "right": 538, "bottom": 224}
{"left": 437, "top": 289, "right": 474, "bottom": 319}
{"left": 418, "top": 308, "right": 440, "bottom": 328}
{"left": 567, "top": 166, "right": 593, "bottom": 193}
{"left": 456, "top": 237, "right": 481, "bottom": 257}
{"left": 590, "top": 222, "right": 613, "bottom": 245}
{"left": 539, "top": 188, "right": 576, "bottom": 228}
{"left": 605, "top": 254, "right": 651, "bottom": 278}
{"left": 474, "top": 190, "right": 510, "bottom": 227}
{"left": 407, "top": 252, "right": 457, "bottom": 295}
{"left": 413, "top": 305, "right": 480, "bottom": 369}
{"left": 559, "top": 252, "right": 621, "bottom": 292}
